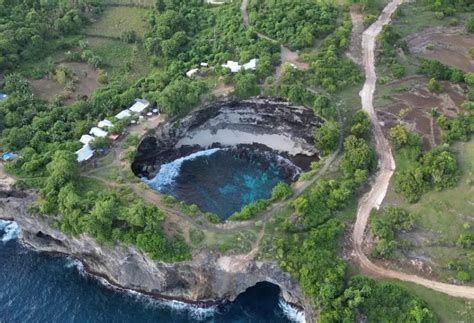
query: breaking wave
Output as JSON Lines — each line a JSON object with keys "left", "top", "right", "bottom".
{"left": 0, "top": 220, "right": 20, "bottom": 243}
{"left": 143, "top": 148, "right": 222, "bottom": 190}
{"left": 64, "top": 257, "right": 217, "bottom": 321}
{"left": 279, "top": 298, "right": 306, "bottom": 323}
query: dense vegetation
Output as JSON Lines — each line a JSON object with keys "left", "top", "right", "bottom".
{"left": 0, "top": 0, "right": 100, "bottom": 71}
{"left": 248, "top": 0, "right": 339, "bottom": 50}
{"left": 370, "top": 207, "right": 416, "bottom": 258}
{"left": 272, "top": 112, "right": 435, "bottom": 321}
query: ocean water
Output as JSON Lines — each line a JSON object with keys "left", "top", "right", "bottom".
{"left": 143, "top": 148, "right": 298, "bottom": 219}
{"left": 0, "top": 221, "right": 303, "bottom": 323}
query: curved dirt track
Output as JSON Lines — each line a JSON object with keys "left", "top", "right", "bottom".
{"left": 353, "top": 0, "right": 474, "bottom": 299}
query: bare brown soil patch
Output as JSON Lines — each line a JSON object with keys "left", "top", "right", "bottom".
{"left": 376, "top": 76, "right": 466, "bottom": 150}
{"left": 30, "top": 62, "right": 98, "bottom": 105}
{"left": 406, "top": 27, "right": 474, "bottom": 72}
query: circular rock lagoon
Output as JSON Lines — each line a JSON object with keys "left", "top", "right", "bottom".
{"left": 133, "top": 98, "right": 323, "bottom": 220}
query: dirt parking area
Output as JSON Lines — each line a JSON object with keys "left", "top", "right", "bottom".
{"left": 376, "top": 76, "right": 467, "bottom": 149}
{"left": 31, "top": 62, "right": 98, "bottom": 105}
{"left": 406, "top": 26, "right": 474, "bottom": 72}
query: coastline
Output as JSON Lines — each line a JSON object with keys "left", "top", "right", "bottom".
{"left": 0, "top": 189, "right": 313, "bottom": 321}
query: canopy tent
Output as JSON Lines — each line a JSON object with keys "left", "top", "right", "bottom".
{"left": 98, "top": 119, "right": 113, "bottom": 129}
{"left": 129, "top": 99, "right": 150, "bottom": 114}
{"left": 89, "top": 127, "right": 108, "bottom": 138}
{"left": 80, "top": 134, "right": 95, "bottom": 145}
{"left": 115, "top": 109, "right": 132, "bottom": 120}
{"left": 76, "top": 145, "right": 94, "bottom": 162}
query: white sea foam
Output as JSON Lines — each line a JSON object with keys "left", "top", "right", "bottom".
{"left": 0, "top": 220, "right": 20, "bottom": 243}
{"left": 143, "top": 148, "right": 222, "bottom": 190}
{"left": 279, "top": 298, "right": 306, "bottom": 323}
{"left": 67, "top": 257, "right": 217, "bottom": 321}
{"left": 65, "top": 258, "right": 85, "bottom": 271}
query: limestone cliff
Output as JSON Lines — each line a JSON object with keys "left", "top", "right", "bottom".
{"left": 0, "top": 189, "right": 314, "bottom": 321}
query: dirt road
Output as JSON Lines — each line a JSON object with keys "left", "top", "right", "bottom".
{"left": 353, "top": 0, "right": 474, "bottom": 299}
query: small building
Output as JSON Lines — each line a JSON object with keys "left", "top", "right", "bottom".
{"left": 186, "top": 68, "right": 199, "bottom": 78}
{"left": 243, "top": 58, "right": 259, "bottom": 71}
{"left": 115, "top": 109, "right": 132, "bottom": 120}
{"left": 89, "top": 127, "right": 108, "bottom": 138}
{"left": 200, "top": 62, "right": 209, "bottom": 67}
{"left": 80, "top": 134, "right": 95, "bottom": 145}
{"left": 75, "top": 145, "right": 94, "bottom": 163}
{"left": 129, "top": 99, "right": 150, "bottom": 114}
{"left": 98, "top": 119, "right": 113, "bottom": 129}
{"left": 0, "top": 93, "right": 7, "bottom": 102}
{"left": 222, "top": 60, "right": 242, "bottom": 73}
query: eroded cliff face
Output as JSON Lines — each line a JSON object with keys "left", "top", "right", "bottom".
{"left": 132, "top": 97, "right": 323, "bottom": 178}
{"left": 0, "top": 190, "right": 314, "bottom": 320}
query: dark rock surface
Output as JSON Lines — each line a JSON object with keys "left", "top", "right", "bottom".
{"left": 132, "top": 97, "right": 323, "bottom": 178}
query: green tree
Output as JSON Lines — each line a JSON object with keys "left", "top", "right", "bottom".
{"left": 466, "top": 15, "right": 474, "bottom": 33}
{"left": 234, "top": 73, "right": 260, "bottom": 98}
{"left": 427, "top": 78, "right": 441, "bottom": 93}
{"left": 314, "top": 121, "right": 340, "bottom": 155}
{"left": 271, "top": 182, "right": 293, "bottom": 201}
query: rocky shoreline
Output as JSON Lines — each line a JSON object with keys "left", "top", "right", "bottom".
{"left": 132, "top": 97, "right": 322, "bottom": 179}
{"left": 0, "top": 188, "right": 314, "bottom": 321}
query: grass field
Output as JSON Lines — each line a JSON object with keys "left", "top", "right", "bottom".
{"left": 87, "top": 37, "right": 153, "bottom": 81}
{"left": 383, "top": 139, "right": 474, "bottom": 283}
{"left": 85, "top": 7, "right": 149, "bottom": 39}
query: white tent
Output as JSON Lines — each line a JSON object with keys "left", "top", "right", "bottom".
{"left": 243, "top": 58, "right": 259, "bottom": 71}
{"left": 80, "top": 134, "right": 95, "bottom": 145}
{"left": 89, "top": 127, "right": 108, "bottom": 138}
{"left": 186, "top": 68, "right": 199, "bottom": 78}
{"left": 115, "top": 109, "right": 132, "bottom": 120}
{"left": 129, "top": 99, "right": 150, "bottom": 114}
{"left": 222, "top": 60, "right": 241, "bottom": 73}
{"left": 76, "top": 145, "right": 94, "bottom": 162}
{"left": 98, "top": 119, "right": 113, "bottom": 129}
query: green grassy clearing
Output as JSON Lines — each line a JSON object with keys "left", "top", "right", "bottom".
{"left": 85, "top": 7, "right": 149, "bottom": 39}
{"left": 87, "top": 37, "right": 153, "bottom": 81}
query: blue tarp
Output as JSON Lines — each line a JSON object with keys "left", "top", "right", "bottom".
{"left": 0, "top": 93, "right": 7, "bottom": 101}
{"left": 1, "top": 152, "right": 14, "bottom": 161}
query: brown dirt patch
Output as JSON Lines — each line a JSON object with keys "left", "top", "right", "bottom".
{"left": 376, "top": 76, "right": 467, "bottom": 150}
{"left": 30, "top": 62, "right": 98, "bottom": 105}
{"left": 406, "top": 26, "right": 474, "bottom": 72}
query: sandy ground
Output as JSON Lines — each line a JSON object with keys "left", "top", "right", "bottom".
{"left": 406, "top": 27, "right": 474, "bottom": 73}
{"left": 352, "top": 0, "right": 474, "bottom": 299}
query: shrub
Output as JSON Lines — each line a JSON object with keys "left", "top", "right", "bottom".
{"left": 271, "top": 182, "right": 293, "bottom": 201}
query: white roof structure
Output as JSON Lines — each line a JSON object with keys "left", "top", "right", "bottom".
{"left": 200, "top": 62, "right": 209, "bottom": 67}
{"left": 115, "top": 109, "right": 132, "bottom": 120}
{"left": 243, "top": 58, "right": 259, "bottom": 71}
{"left": 76, "top": 145, "right": 94, "bottom": 162}
{"left": 222, "top": 60, "right": 241, "bottom": 73}
{"left": 80, "top": 134, "right": 95, "bottom": 145}
{"left": 129, "top": 99, "right": 150, "bottom": 114}
{"left": 89, "top": 127, "right": 108, "bottom": 138}
{"left": 222, "top": 58, "right": 259, "bottom": 73}
{"left": 186, "top": 68, "right": 199, "bottom": 78}
{"left": 98, "top": 119, "right": 113, "bottom": 129}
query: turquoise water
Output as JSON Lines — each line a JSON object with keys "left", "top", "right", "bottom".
{"left": 144, "top": 149, "right": 298, "bottom": 219}
{"left": 0, "top": 223, "right": 302, "bottom": 322}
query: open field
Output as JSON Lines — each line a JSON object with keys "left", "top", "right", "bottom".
{"left": 87, "top": 37, "right": 152, "bottom": 81}
{"left": 382, "top": 139, "right": 474, "bottom": 284}
{"left": 375, "top": 75, "right": 466, "bottom": 150}
{"left": 85, "top": 6, "right": 149, "bottom": 39}
{"left": 31, "top": 62, "right": 98, "bottom": 104}
{"left": 406, "top": 27, "right": 474, "bottom": 73}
